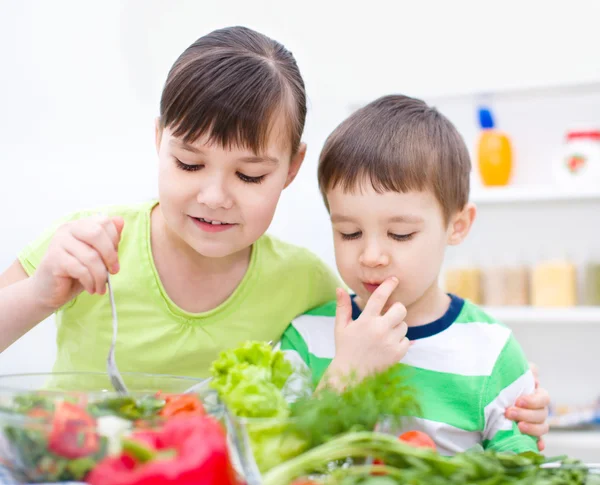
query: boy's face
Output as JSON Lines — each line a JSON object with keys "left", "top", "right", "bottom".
{"left": 327, "top": 184, "right": 468, "bottom": 311}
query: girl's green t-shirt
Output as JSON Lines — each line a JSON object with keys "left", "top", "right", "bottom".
{"left": 19, "top": 200, "right": 339, "bottom": 378}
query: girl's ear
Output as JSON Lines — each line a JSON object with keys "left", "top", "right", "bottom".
{"left": 154, "top": 117, "right": 163, "bottom": 154}
{"left": 284, "top": 142, "right": 307, "bottom": 188}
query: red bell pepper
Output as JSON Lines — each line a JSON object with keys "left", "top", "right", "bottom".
{"left": 48, "top": 401, "right": 99, "bottom": 459}
{"left": 86, "top": 415, "right": 240, "bottom": 485}
{"left": 159, "top": 394, "right": 206, "bottom": 418}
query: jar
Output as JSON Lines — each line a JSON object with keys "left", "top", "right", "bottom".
{"left": 553, "top": 129, "right": 600, "bottom": 187}
{"left": 482, "top": 265, "right": 530, "bottom": 306}
{"left": 530, "top": 259, "right": 577, "bottom": 307}
{"left": 584, "top": 261, "right": 600, "bottom": 306}
{"left": 444, "top": 267, "right": 481, "bottom": 304}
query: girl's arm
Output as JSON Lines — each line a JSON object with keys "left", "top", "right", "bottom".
{"left": 0, "top": 261, "right": 54, "bottom": 351}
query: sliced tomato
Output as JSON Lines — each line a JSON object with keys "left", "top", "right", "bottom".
{"left": 27, "top": 408, "right": 53, "bottom": 421}
{"left": 370, "top": 458, "right": 387, "bottom": 475}
{"left": 159, "top": 394, "right": 206, "bottom": 418}
{"left": 398, "top": 430, "right": 436, "bottom": 450}
{"left": 48, "top": 401, "right": 99, "bottom": 459}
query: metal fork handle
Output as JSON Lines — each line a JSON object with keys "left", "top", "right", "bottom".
{"left": 106, "top": 273, "right": 128, "bottom": 394}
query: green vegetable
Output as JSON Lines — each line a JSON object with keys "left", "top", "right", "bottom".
{"left": 289, "top": 366, "right": 420, "bottom": 449}
{"left": 208, "top": 343, "right": 594, "bottom": 485}
{"left": 65, "top": 457, "right": 97, "bottom": 480}
{"left": 87, "top": 394, "right": 165, "bottom": 421}
{"left": 210, "top": 341, "right": 293, "bottom": 418}
{"left": 121, "top": 437, "right": 157, "bottom": 463}
{"left": 262, "top": 431, "right": 596, "bottom": 485}
{"left": 209, "top": 341, "right": 309, "bottom": 472}
{"left": 243, "top": 418, "right": 309, "bottom": 472}
{"left": 13, "top": 394, "right": 55, "bottom": 413}
{"left": 210, "top": 344, "right": 422, "bottom": 474}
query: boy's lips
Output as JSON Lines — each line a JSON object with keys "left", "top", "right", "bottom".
{"left": 363, "top": 282, "right": 383, "bottom": 293}
{"left": 190, "top": 216, "right": 236, "bottom": 233}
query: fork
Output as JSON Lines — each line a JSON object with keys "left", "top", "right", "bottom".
{"left": 106, "top": 272, "right": 128, "bottom": 395}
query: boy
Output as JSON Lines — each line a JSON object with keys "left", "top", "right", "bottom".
{"left": 280, "top": 95, "right": 538, "bottom": 455}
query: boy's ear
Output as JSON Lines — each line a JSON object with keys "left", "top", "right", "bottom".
{"left": 154, "top": 117, "right": 163, "bottom": 154}
{"left": 284, "top": 142, "right": 307, "bottom": 189}
{"left": 447, "top": 202, "right": 477, "bottom": 246}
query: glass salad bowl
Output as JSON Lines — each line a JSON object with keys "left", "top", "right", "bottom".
{"left": 0, "top": 372, "right": 221, "bottom": 483}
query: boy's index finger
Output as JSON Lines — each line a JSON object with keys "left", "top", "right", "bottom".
{"left": 361, "top": 277, "right": 399, "bottom": 318}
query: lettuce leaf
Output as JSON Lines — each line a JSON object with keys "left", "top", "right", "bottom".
{"left": 209, "top": 341, "right": 293, "bottom": 418}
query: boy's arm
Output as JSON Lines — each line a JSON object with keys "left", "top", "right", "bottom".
{"left": 278, "top": 324, "right": 316, "bottom": 398}
{"left": 482, "top": 334, "right": 538, "bottom": 453}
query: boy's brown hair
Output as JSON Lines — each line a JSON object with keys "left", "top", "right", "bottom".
{"left": 160, "top": 26, "right": 306, "bottom": 156}
{"left": 318, "top": 95, "right": 471, "bottom": 223}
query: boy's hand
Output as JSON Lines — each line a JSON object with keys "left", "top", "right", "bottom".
{"left": 505, "top": 363, "right": 550, "bottom": 451}
{"left": 328, "top": 277, "right": 410, "bottom": 382}
{"left": 31, "top": 215, "right": 125, "bottom": 310}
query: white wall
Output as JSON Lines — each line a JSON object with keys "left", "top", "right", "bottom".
{"left": 1, "top": 1, "right": 599, "bottom": 386}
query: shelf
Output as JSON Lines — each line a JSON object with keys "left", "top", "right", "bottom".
{"left": 547, "top": 429, "right": 600, "bottom": 444}
{"left": 482, "top": 306, "right": 600, "bottom": 324}
{"left": 350, "top": 79, "right": 600, "bottom": 112}
{"left": 422, "top": 78, "right": 600, "bottom": 103}
{"left": 470, "top": 186, "right": 600, "bottom": 205}
{"left": 544, "top": 430, "right": 600, "bottom": 462}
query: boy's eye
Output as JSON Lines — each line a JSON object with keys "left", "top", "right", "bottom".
{"left": 340, "top": 231, "right": 361, "bottom": 240}
{"left": 175, "top": 159, "right": 203, "bottom": 172}
{"left": 389, "top": 232, "right": 415, "bottom": 241}
{"left": 237, "top": 172, "right": 266, "bottom": 184}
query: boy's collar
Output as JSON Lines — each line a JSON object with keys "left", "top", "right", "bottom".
{"left": 349, "top": 293, "right": 464, "bottom": 340}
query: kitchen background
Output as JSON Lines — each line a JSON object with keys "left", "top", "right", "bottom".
{"left": 1, "top": 0, "right": 599, "bottom": 461}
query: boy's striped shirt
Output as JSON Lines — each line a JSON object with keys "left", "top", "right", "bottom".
{"left": 280, "top": 294, "right": 537, "bottom": 455}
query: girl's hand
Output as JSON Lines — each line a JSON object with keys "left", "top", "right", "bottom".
{"left": 31, "top": 215, "right": 125, "bottom": 310}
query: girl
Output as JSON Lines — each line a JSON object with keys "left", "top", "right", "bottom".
{"left": 0, "top": 26, "right": 549, "bottom": 444}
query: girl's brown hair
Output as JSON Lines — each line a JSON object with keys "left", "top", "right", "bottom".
{"left": 160, "top": 26, "right": 306, "bottom": 156}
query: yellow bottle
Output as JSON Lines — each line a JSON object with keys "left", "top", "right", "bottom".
{"left": 477, "top": 106, "right": 513, "bottom": 186}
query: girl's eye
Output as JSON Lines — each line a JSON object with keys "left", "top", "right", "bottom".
{"left": 237, "top": 172, "right": 266, "bottom": 184}
{"left": 389, "top": 232, "right": 415, "bottom": 241}
{"left": 175, "top": 159, "right": 202, "bottom": 172}
{"left": 340, "top": 231, "right": 361, "bottom": 240}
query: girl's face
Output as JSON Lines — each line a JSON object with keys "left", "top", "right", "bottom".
{"left": 156, "top": 115, "right": 305, "bottom": 259}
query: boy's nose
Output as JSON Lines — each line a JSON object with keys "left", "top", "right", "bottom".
{"left": 359, "top": 242, "right": 390, "bottom": 267}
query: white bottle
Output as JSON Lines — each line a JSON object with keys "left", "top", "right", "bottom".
{"left": 553, "top": 129, "right": 600, "bottom": 188}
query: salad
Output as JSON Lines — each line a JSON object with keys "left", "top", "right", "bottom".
{"left": 209, "top": 341, "right": 599, "bottom": 485}
{"left": 0, "top": 343, "right": 597, "bottom": 485}
{"left": 0, "top": 391, "right": 208, "bottom": 482}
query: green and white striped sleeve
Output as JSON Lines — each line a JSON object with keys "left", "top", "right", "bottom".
{"left": 481, "top": 334, "right": 538, "bottom": 453}
{"left": 278, "top": 323, "right": 315, "bottom": 397}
